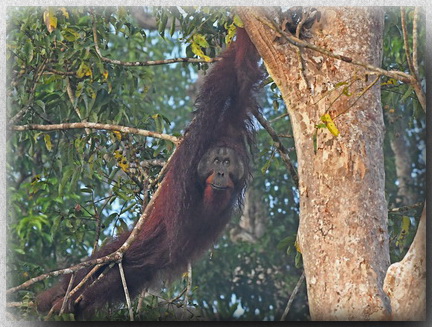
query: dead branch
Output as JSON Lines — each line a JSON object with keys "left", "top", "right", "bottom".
{"left": 280, "top": 270, "right": 305, "bottom": 321}
{"left": 11, "top": 122, "right": 179, "bottom": 144}
{"left": 119, "top": 262, "right": 134, "bottom": 321}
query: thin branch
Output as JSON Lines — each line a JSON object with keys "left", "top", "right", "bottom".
{"left": 6, "top": 255, "right": 118, "bottom": 295}
{"left": 294, "top": 8, "right": 310, "bottom": 90}
{"left": 91, "top": 191, "right": 103, "bottom": 254}
{"left": 11, "top": 122, "right": 179, "bottom": 144}
{"left": 137, "top": 290, "right": 146, "bottom": 315}
{"left": 119, "top": 262, "right": 134, "bottom": 321}
{"left": 388, "top": 202, "right": 424, "bottom": 214}
{"left": 45, "top": 67, "right": 76, "bottom": 76}
{"left": 324, "top": 75, "right": 361, "bottom": 116}
{"left": 150, "top": 147, "right": 178, "bottom": 189}
{"left": 59, "top": 273, "right": 75, "bottom": 315}
{"left": 255, "top": 11, "right": 425, "bottom": 112}
{"left": 278, "top": 134, "right": 294, "bottom": 139}
{"left": 412, "top": 7, "right": 420, "bottom": 78}
{"left": 400, "top": 8, "right": 416, "bottom": 78}
{"left": 334, "top": 75, "right": 381, "bottom": 120}
{"left": 399, "top": 7, "right": 425, "bottom": 111}
{"left": 68, "top": 264, "right": 104, "bottom": 302}
{"left": 255, "top": 14, "right": 413, "bottom": 84}
{"left": 268, "top": 112, "right": 289, "bottom": 124}
{"left": 280, "top": 270, "right": 305, "bottom": 321}
{"left": 91, "top": 13, "right": 220, "bottom": 67}
{"left": 253, "top": 110, "right": 299, "bottom": 188}
{"left": 169, "top": 287, "right": 187, "bottom": 304}
{"left": 65, "top": 77, "right": 82, "bottom": 121}
{"left": 184, "top": 263, "right": 192, "bottom": 307}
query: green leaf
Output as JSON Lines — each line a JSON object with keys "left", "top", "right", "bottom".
{"left": 157, "top": 12, "right": 168, "bottom": 38}
{"left": 35, "top": 100, "right": 45, "bottom": 111}
{"left": 62, "top": 28, "right": 80, "bottom": 42}
{"left": 295, "top": 251, "right": 303, "bottom": 268}
{"left": 276, "top": 236, "right": 292, "bottom": 251}
{"left": 59, "top": 167, "right": 74, "bottom": 196}
{"left": 169, "top": 16, "right": 176, "bottom": 37}
{"left": 43, "top": 133, "right": 53, "bottom": 151}
{"left": 76, "top": 62, "right": 92, "bottom": 78}
{"left": 193, "top": 34, "right": 209, "bottom": 48}
{"left": 23, "top": 40, "right": 34, "bottom": 63}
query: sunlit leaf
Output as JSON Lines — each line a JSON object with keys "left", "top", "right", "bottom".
{"left": 396, "top": 216, "right": 411, "bottom": 249}
{"left": 191, "top": 42, "right": 211, "bottom": 62}
{"left": 233, "top": 14, "right": 244, "bottom": 27}
{"left": 43, "top": 9, "right": 57, "bottom": 33}
{"left": 192, "top": 33, "right": 209, "bottom": 48}
{"left": 43, "top": 133, "right": 53, "bottom": 152}
{"left": 321, "top": 113, "right": 340, "bottom": 137}
{"left": 76, "top": 62, "right": 92, "bottom": 78}
{"left": 225, "top": 23, "right": 237, "bottom": 45}
{"left": 60, "top": 7, "right": 69, "bottom": 19}
{"left": 62, "top": 28, "right": 79, "bottom": 42}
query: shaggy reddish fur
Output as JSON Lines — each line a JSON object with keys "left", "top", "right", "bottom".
{"left": 36, "top": 27, "right": 262, "bottom": 318}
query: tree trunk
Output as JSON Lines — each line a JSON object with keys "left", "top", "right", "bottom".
{"left": 240, "top": 7, "right": 392, "bottom": 320}
{"left": 383, "top": 205, "right": 426, "bottom": 320}
{"left": 387, "top": 113, "right": 417, "bottom": 205}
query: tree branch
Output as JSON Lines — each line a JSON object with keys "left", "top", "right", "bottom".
{"left": 119, "top": 262, "right": 134, "bottom": 321}
{"left": 251, "top": 11, "right": 426, "bottom": 111}
{"left": 6, "top": 255, "right": 120, "bottom": 295}
{"left": 412, "top": 7, "right": 420, "bottom": 78}
{"left": 388, "top": 201, "right": 423, "bottom": 214}
{"left": 280, "top": 270, "right": 305, "bottom": 321}
{"left": 45, "top": 67, "right": 76, "bottom": 76}
{"left": 399, "top": 7, "right": 425, "bottom": 112}
{"left": 253, "top": 109, "right": 299, "bottom": 188}
{"left": 184, "top": 263, "right": 192, "bottom": 307}
{"left": 11, "top": 122, "right": 180, "bottom": 144}
{"left": 400, "top": 8, "right": 416, "bottom": 79}
{"left": 59, "top": 273, "right": 75, "bottom": 315}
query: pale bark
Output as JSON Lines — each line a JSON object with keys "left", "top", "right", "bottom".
{"left": 230, "top": 188, "right": 266, "bottom": 243}
{"left": 383, "top": 205, "right": 426, "bottom": 320}
{"left": 240, "top": 7, "right": 391, "bottom": 320}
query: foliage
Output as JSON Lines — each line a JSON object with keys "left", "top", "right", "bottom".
{"left": 381, "top": 7, "right": 426, "bottom": 262}
{"left": 6, "top": 6, "right": 425, "bottom": 321}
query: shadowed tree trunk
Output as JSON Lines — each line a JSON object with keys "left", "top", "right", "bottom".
{"left": 240, "top": 7, "right": 393, "bottom": 320}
